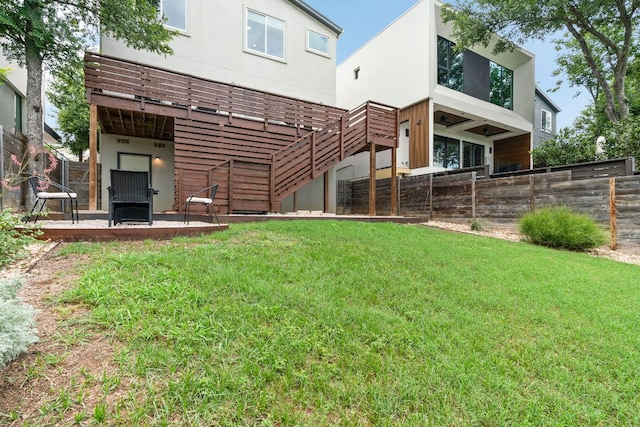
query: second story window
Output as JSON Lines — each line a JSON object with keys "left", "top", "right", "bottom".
{"left": 490, "top": 61, "right": 513, "bottom": 110}
{"left": 307, "top": 30, "right": 329, "bottom": 56}
{"left": 437, "top": 37, "right": 463, "bottom": 92}
{"left": 541, "top": 109, "right": 552, "bottom": 133}
{"left": 159, "top": 0, "right": 187, "bottom": 32}
{"left": 246, "top": 10, "right": 285, "bottom": 60}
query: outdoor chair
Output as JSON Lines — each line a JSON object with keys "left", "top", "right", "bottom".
{"left": 184, "top": 184, "right": 220, "bottom": 225}
{"left": 27, "top": 176, "right": 79, "bottom": 223}
{"left": 108, "top": 169, "right": 157, "bottom": 227}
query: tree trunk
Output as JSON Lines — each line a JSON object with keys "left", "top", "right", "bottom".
{"left": 24, "top": 43, "right": 44, "bottom": 209}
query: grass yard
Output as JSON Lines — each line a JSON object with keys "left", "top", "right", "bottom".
{"left": 7, "top": 220, "right": 640, "bottom": 426}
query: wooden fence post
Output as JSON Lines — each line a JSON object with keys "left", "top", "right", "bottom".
{"left": 369, "top": 144, "right": 376, "bottom": 216}
{"left": 89, "top": 103, "right": 98, "bottom": 210}
{"left": 610, "top": 177, "right": 617, "bottom": 251}
{"left": 471, "top": 172, "right": 476, "bottom": 218}
{"left": 529, "top": 175, "right": 535, "bottom": 212}
{"left": 429, "top": 174, "right": 433, "bottom": 221}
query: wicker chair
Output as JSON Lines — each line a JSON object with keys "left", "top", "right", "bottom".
{"left": 108, "top": 170, "right": 156, "bottom": 227}
{"left": 27, "top": 176, "right": 79, "bottom": 223}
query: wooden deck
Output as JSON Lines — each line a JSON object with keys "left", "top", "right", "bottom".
{"left": 85, "top": 53, "right": 399, "bottom": 215}
{"left": 21, "top": 212, "right": 422, "bottom": 242}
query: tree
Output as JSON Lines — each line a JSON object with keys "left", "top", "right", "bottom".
{"left": 47, "top": 61, "right": 90, "bottom": 162}
{"left": 441, "top": 0, "right": 640, "bottom": 122}
{"left": 0, "top": 0, "right": 174, "bottom": 201}
{"left": 0, "top": 67, "right": 8, "bottom": 83}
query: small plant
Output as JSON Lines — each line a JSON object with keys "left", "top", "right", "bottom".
{"left": 0, "top": 209, "right": 42, "bottom": 269}
{"left": 519, "top": 206, "right": 608, "bottom": 251}
{"left": 470, "top": 218, "right": 489, "bottom": 232}
{"left": 0, "top": 276, "right": 39, "bottom": 369}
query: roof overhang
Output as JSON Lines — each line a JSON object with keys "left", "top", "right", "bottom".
{"left": 288, "top": 0, "right": 343, "bottom": 37}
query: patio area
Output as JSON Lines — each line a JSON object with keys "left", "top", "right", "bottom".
{"left": 15, "top": 211, "right": 423, "bottom": 242}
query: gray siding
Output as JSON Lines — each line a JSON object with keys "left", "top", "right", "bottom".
{"left": 533, "top": 92, "right": 557, "bottom": 148}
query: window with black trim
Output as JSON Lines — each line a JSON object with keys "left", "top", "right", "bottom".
{"left": 14, "top": 93, "right": 22, "bottom": 132}
{"left": 463, "top": 141, "right": 485, "bottom": 168}
{"left": 246, "top": 10, "right": 285, "bottom": 60}
{"left": 437, "top": 37, "right": 463, "bottom": 92}
{"left": 434, "top": 135, "right": 460, "bottom": 169}
{"left": 490, "top": 61, "right": 513, "bottom": 110}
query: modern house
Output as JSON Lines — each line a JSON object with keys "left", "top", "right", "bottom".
{"left": 0, "top": 51, "right": 26, "bottom": 136}
{"left": 336, "top": 0, "right": 536, "bottom": 178}
{"left": 533, "top": 85, "right": 561, "bottom": 149}
{"left": 86, "top": 0, "right": 397, "bottom": 215}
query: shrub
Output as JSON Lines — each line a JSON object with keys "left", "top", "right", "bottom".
{"left": 0, "top": 209, "right": 41, "bottom": 270}
{"left": 0, "top": 276, "right": 39, "bottom": 369}
{"left": 519, "top": 206, "right": 608, "bottom": 251}
{"left": 470, "top": 218, "right": 489, "bottom": 232}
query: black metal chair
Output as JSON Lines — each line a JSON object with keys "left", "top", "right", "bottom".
{"left": 27, "top": 176, "right": 79, "bottom": 223}
{"left": 184, "top": 184, "right": 220, "bottom": 225}
{"left": 108, "top": 169, "right": 156, "bottom": 227}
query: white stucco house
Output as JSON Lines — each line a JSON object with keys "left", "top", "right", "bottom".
{"left": 96, "top": 0, "right": 345, "bottom": 213}
{"left": 336, "top": 0, "right": 536, "bottom": 179}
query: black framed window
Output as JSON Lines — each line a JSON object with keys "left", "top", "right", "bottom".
{"left": 434, "top": 135, "right": 460, "bottom": 169}
{"left": 437, "top": 37, "right": 463, "bottom": 92}
{"left": 463, "top": 142, "right": 485, "bottom": 168}
{"left": 14, "top": 93, "right": 22, "bottom": 132}
{"left": 490, "top": 61, "right": 513, "bottom": 110}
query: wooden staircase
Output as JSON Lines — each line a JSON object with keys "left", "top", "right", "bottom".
{"left": 85, "top": 53, "right": 398, "bottom": 214}
{"left": 270, "top": 101, "right": 397, "bottom": 211}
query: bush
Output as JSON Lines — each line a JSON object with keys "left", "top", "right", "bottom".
{"left": 0, "top": 209, "right": 41, "bottom": 270}
{"left": 519, "top": 206, "right": 608, "bottom": 251}
{"left": 470, "top": 218, "right": 489, "bottom": 232}
{"left": 0, "top": 277, "right": 39, "bottom": 369}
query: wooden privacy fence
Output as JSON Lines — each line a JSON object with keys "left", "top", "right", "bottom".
{"left": 1, "top": 127, "right": 97, "bottom": 212}
{"left": 350, "top": 164, "right": 640, "bottom": 251}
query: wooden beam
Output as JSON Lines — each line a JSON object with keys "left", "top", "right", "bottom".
{"left": 391, "top": 147, "right": 397, "bottom": 215}
{"left": 610, "top": 177, "right": 617, "bottom": 250}
{"left": 229, "top": 159, "right": 235, "bottom": 214}
{"left": 89, "top": 104, "right": 98, "bottom": 210}
{"left": 369, "top": 144, "right": 376, "bottom": 216}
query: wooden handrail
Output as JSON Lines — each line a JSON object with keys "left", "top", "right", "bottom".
{"left": 271, "top": 101, "right": 398, "bottom": 201}
{"left": 84, "top": 52, "right": 347, "bottom": 131}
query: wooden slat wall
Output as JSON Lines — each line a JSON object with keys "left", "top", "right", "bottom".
{"left": 400, "top": 101, "right": 430, "bottom": 168}
{"left": 85, "top": 52, "right": 347, "bottom": 131}
{"left": 272, "top": 101, "right": 398, "bottom": 200}
{"left": 494, "top": 134, "right": 531, "bottom": 170}
{"left": 616, "top": 176, "right": 640, "bottom": 243}
{"left": 1, "top": 130, "right": 26, "bottom": 209}
{"left": 346, "top": 169, "right": 640, "bottom": 250}
{"left": 432, "top": 173, "right": 475, "bottom": 219}
{"left": 85, "top": 53, "right": 399, "bottom": 213}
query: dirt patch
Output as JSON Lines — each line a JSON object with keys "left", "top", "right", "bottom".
{"left": 0, "top": 244, "right": 125, "bottom": 426}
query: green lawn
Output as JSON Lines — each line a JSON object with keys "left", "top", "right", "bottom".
{"left": 51, "top": 221, "right": 640, "bottom": 425}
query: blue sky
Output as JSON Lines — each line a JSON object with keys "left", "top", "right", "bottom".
{"left": 304, "top": 0, "right": 590, "bottom": 129}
